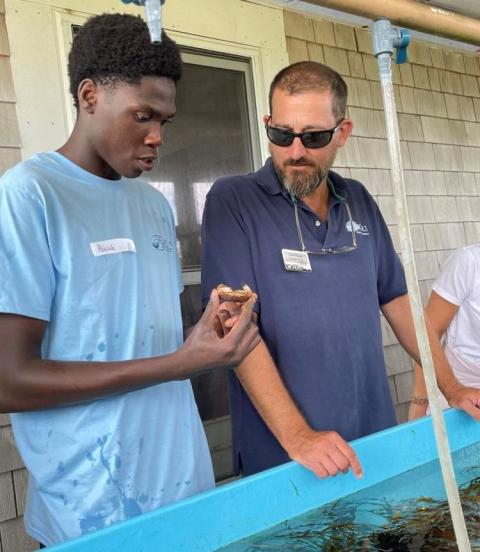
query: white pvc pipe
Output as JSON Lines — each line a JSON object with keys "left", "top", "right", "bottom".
{"left": 376, "top": 50, "right": 471, "bottom": 551}
{"left": 144, "top": 0, "right": 163, "bottom": 43}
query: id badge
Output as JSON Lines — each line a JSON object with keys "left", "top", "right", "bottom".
{"left": 281, "top": 249, "right": 312, "bottom": 272}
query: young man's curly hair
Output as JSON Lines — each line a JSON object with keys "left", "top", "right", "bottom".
{"left": 68, "top": 13, "right": 182, "bottom": 108}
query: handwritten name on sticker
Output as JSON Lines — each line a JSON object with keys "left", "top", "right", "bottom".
{"left": 90, "top": 239, "right": 136, "bottom": 257}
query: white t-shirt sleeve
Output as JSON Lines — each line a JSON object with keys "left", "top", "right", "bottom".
{"left": 433, "top": 247, "right": 477, "bottom": 307}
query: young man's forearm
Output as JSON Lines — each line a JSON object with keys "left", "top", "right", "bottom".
{"left": 234, "top": 339, "right": 310, "bottom": 451}
{"left": 0, "top": 298, "right": 260, "bottom": 412}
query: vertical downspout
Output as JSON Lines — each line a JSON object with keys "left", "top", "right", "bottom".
{"left": 371, "top": 19, "right": 471, "bottom": 551}
{"left": 121, "top": 0, "right": 165, "bottom": 43}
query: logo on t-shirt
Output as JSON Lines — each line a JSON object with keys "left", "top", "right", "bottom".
{"left": 346, "top": 220, "right": 369, "bottom": 236}
{"left": 152, "top": 235, "right": 173, "bottom": 252}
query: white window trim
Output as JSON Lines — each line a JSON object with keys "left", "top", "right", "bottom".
{"left": 168, "top": 31, "right": 272, "bottom": 163}
{"left": 54, "top": 10, "right": 89, "bottom": 135}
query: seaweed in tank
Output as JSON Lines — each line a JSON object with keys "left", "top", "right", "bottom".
{"left": 234, "top": 476, "right": 480, "bottom": 551}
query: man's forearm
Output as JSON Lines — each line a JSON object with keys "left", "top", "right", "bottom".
{"left": 234, "top": 339, "right": 364, "bottom": 478}
{"left": 234, "top": 339, "right": 310, "bottom": 453}
{"left": 381, "top": 295, "right": 463, "bottom": 401}
{"left": 402, "top": 318, "right": 462, "bottom": 398}
{"left": 423, "top": 317, "right": 464, "bottom": 399}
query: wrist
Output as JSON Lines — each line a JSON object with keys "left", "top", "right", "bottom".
{"left": 174, "top": 345, "right": 198, "bottom": 379}
{"left": 283, "top": 424, "right": 314, "bottom": 456}
{"left": 408, "top": 400, "right": 428, "bottom": 420}
{"left": 441, "top": 381, "right": 465, "bottom": 402}
{"left": 410, "top": 395, "right": 429, "bottom": 405}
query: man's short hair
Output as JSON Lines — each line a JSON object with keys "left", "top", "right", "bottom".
{"left": 68, "top": 13, "right": 182, "bottom": 108}
{"left": 269, "top": 61, "right": 347, "bottom": 122}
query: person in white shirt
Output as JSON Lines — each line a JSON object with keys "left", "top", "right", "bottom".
{"left": 409, "top": 244, "right": 480, "bottom": 419}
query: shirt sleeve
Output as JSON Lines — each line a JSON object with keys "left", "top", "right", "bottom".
{"left": 0, "top": 178, "right": 55, "bottom": 321}
{"left": 433, "top": 248, "right": 476, "bottom": 306}
{"left": 201, "top": 182, "right": 258, "bottom": 309}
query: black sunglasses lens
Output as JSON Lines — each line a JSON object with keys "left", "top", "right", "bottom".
{"left": 267, "top": 125, "right": 335, "bottom": 149}
{"left": 267, "top": 127, "right": 294, "bottom": 147}
{"left": 302, "top": 131, "right": 332, "bottom": 149}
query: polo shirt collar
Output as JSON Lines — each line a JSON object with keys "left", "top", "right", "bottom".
{"left": 257, "top": 157, "right": 349, "bottom": 205}
{"left": 257, "top": 158, "right": 284, "bottom": 196}
{"left": 327, "top": 171, "right": 348, "bottom": 206}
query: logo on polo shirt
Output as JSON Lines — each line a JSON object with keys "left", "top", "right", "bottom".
{"left": 346, "top": 220, "right": 369, "bottom": 236}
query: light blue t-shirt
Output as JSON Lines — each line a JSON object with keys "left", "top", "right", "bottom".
{"left": 0, "top": 152, "right": 214, "bottom": 546}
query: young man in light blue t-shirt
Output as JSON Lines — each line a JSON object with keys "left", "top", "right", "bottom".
{"left": 0, "top": 13, "right": 259, "bottom": 547}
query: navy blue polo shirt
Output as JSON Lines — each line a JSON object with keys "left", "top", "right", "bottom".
{"left": 201, "top": 158, "right": 407, "bottom": 476}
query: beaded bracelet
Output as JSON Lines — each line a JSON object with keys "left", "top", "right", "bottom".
{"left": 410, "top": 395, "right": 429, "bottom": 405}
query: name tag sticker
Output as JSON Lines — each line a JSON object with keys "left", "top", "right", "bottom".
{"left": 90, "top": 239, "right": 136, "bottom": 257}
{"left": 281, "top": 249, "right": 312, "bottom": 272}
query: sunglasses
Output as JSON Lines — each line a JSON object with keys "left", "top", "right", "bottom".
{"left": 265, "top": 117, "right": 343, "bottom": 149}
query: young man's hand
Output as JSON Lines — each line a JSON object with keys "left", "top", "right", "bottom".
{"left": 181, "top": 289, "right": 260, "bottom": 373}
{"left": 214, "top": 300, "right": 258, "bottom": 338}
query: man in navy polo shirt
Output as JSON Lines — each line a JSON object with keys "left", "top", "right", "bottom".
{"left": 201, "top": 61, "right": 480, "bottom": 479}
